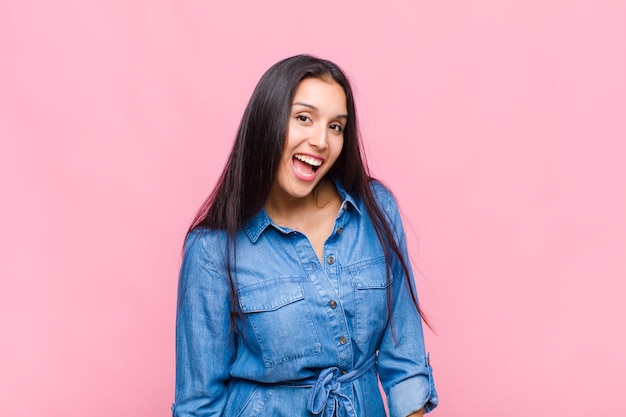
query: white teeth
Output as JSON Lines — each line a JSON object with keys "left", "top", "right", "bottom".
{"left": 294, "top": 154, "right": 323, "bottom": 167}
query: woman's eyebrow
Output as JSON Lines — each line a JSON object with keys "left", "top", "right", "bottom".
{"left": 292, "top": 102, "right": 348, "bottom": 119}
{"left": 293, "top": 101, "right": 318, "bottom": 110}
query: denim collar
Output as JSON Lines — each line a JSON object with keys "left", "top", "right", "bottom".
{"left": 243, "top": 180, "right": 362, "bottom": 243}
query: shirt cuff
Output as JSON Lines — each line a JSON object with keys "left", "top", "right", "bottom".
{"left": 387, "top": 359, "right": 438, "bottom": 416}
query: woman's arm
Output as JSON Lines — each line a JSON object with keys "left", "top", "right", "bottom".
{"left": 372, "top": 183, "right": 438, "bottom": 416}
{"left": 173, "top": 231, "right": 235, "bottom": 417}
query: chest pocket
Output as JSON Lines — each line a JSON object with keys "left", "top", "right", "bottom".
{"left": 238, "top": 280, "right": 323, "bottom": 368}
{"left": 349, "top": 258, "right": 391, "bottom": 344}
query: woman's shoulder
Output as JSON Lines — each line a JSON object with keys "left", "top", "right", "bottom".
{"left": 179, "top": 227, "right": 232, "bottom": 289}
{"left": 185, "top": 226, "right": 227, "bottom": 245}
{"left": 183, "top": 227, "right": 229, "bottom": 263}
{"left": 368, "top": 178, "right": 399, "bottom": 213}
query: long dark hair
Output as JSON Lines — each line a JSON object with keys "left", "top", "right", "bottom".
{"left": 188, "top": 54, "right": 429, "bottom": 329}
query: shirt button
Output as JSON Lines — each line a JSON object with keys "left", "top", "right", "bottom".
{"left": 327, "top": 256, "right": 335, "bottom": 265}
{"left": 341, "top": 370, "right": 348, "bottom": 375}
{"left": 336, "top": 227, "right": 343, "bottom": 235}
{"left": 339, "top": 336, "right": 347, "bottom": 345}
{"left": 329, "top": 300, "right": 337, "bottom": 309}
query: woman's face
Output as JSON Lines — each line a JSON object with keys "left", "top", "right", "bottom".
{"left": 270, "top": 77, "right": 347, "bottom": 202}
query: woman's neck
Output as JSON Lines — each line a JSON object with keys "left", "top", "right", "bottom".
{"left": 264, "top": 178, "right": 337, "bottom": 227}
{"left": 265, "top": 178, "right": 342, "bottom": 262}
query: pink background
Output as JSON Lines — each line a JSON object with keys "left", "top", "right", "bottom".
{"left": 1, "top": 1, "right": 625, "bottom": 416}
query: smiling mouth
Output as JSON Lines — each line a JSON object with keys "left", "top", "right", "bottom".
{"left": 293, "top": 154, "right": 323, "bottom": 175}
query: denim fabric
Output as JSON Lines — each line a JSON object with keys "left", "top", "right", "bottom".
{"left": 173, "top": 181, "right": 438, "bottom": 417}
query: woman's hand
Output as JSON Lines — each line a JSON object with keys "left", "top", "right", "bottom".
{"left": 407, "top": 409, "right": 424, "bottom": 417}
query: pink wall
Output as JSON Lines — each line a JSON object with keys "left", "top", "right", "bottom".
{"left": 1, "top": 1, "right": 625, "bottom": 416}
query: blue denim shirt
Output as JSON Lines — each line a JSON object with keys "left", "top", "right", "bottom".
{"left": 173, "top": 181, "right": 438, "bottom": 417}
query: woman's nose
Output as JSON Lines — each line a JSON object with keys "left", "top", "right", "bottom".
{"left": 308, "top": 125, "right": 328, "bottom": 149}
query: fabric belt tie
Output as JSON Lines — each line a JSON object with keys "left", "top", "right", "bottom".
{"left": 306, "top": 355, "right": 377, "bottom": 417}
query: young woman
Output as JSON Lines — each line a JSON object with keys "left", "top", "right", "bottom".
{"left": 173, "top": 55, "right": 438, "bottom": 417}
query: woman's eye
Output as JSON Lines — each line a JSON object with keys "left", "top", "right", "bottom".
{"left": 296, "top": 115, "right": 311, "bottom": 123}
{"left": 330, "top": 124, "right": 343, "bottom": 133}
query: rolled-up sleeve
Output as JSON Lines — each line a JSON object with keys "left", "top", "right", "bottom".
{"left": 173, "top": 230, "right": 235, "bottom": 417}
{"left": 375, "top": 185, "right": 438, "bottom": 416}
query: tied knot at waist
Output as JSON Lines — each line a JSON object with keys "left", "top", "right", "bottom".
{"left": 306, "top": 355, "right": 377, "bottom": 417}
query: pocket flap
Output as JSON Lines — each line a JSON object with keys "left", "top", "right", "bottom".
{"left": 351, "top": 262, "right": 390, "bottom": 289}
{"left": 239, "top": 282, "right": 304, "bottom": 313}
